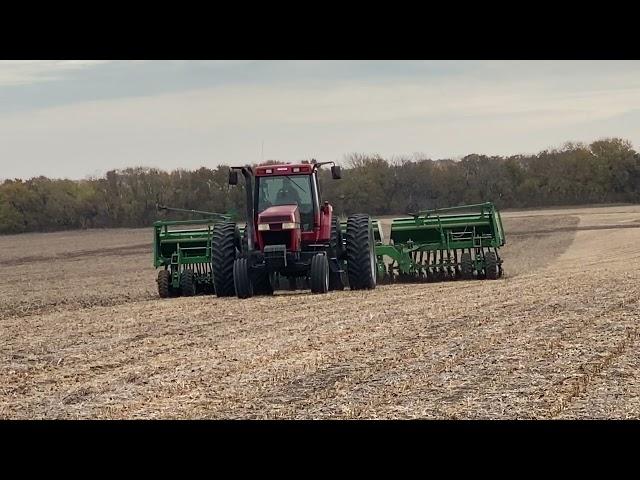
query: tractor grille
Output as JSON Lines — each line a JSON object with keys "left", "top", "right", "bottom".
{"left": 261, "top": 215, "right": 291, "bottom": 223}
{"left": 262, "top": 230, "right": 290, "bottom": 248}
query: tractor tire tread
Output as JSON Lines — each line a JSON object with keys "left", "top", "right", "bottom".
{"left": 346, "top": 213, "right": 376, "bottom": 290}
{"left": 310, "top": 253, "right": 329, "bottom": 294}
{"left": 157, "top": 270, "right": 171, "bottom": 298}
{"left": 180, "top": 269, "right": 196, "bottom": 296}
{"left": 211, "top": 221, "right": 238, "bottom": 297}
{"left": 485, "top": 251, "right": 499, "bottom": 280}
{"left": 461, "top": 252, "right": 474, "bottom": 280}
{"left": 233, "top": 257, "right": 253, "bottom": 299}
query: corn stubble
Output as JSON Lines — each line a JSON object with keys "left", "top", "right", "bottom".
{"left": 1, "top": 205, "right": 639, "bottom": 419}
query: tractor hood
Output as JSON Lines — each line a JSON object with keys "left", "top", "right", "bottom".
{"left": 258, "top": 204, "right": 300, "bottom": 224}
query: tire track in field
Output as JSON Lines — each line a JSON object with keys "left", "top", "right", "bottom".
{"left": 509, "top": 223, "right": 640, "bottom": 236}
{"left": 0, "top": 243, "right": 151, "bottom": 267}
{"left": 3, "top": 207, "right": 640, "bottom": 418}
{"left": 218, "top": 224, "right": 637, "bottom": 418}
{"left": 547, "top": 325, "right": 640, "bottom": 418}
{"left": 124, "top": 272, "right": 593, "bottom": 418}
{"left": 2, "top": 234, "right": 593, "bottom": 419}
{"left": 248, "top": 276, "right": 638, "bottom": 418}
{"left": 4, "top": 282, "right": 516, "bottom": 418}
{"left": 0, "top": 291, "right": 158, "bottom": 320}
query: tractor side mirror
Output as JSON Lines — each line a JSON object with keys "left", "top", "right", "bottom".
{"left": 331, "top": 165, "right": 342, "bottom": 180}
{"left": 228, "top": 170, "right": 238, "bottom": 185}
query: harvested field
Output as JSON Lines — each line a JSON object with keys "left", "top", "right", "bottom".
{"left": 1, "top": 205, "right": 639, "bottom": 419}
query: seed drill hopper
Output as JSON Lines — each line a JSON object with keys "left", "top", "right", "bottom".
{"left": 153, "top": 205, "right": 232, "bottom": 297}
{"left": 373, "top": 202, "right": 506, "bottom": 282}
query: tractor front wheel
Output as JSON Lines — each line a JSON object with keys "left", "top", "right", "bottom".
{"left": 233, "top": 258, "right": 253, "bottom": 299}
{"left": 310, "top": 253, "right": 329, "bottom": 294}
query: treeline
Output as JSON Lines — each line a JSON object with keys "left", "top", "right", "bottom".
{"left": 1, "top": 138, "right": 639, "bottom": 234}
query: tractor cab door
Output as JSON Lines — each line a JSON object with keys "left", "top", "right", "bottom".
{"left": 310, "top": 171, "right": 321, "bottom": 231}
{"left": 311, "top": 170, "right": 332, "bottom": 242}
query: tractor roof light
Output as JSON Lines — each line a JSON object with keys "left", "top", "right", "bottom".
{"left": 257, "top": 223, "right": 270, "bottom": 231}
{"left": 281, "top": 222, "right": 298, "bottom": 230}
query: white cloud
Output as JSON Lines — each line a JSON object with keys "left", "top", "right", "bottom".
{"left": 5, "top": 73, "right": 639, "bottom": 131}
{"left": 1, "top": 60, "right": 640, "bottom": 179}
{"left": 0, "top": 60, "right": 111, "bottom": 86}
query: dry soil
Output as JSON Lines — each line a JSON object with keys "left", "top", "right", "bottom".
{"left": 1, "top": 205, "right": 639, "bottom": 418}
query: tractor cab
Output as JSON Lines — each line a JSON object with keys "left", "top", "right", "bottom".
{"left": 256, "top": 166, "right": 315, "bottom": 232}
{"left": 229, "top": 160, "right": 341, "bottom": 254}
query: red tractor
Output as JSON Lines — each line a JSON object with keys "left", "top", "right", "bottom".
{"left": 211, "top": 160, "right": 377, "bottom": 298}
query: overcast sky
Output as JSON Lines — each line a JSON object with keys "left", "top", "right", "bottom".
{"left": 1, "top": 60, "right": 639, "bottom": 180}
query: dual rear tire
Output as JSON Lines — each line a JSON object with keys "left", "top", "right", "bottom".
{"left": 212, "top": 221, "right": 241, "bottom": 297}
{"left": 345, "top": 214, "right": 377, "bottom": 290}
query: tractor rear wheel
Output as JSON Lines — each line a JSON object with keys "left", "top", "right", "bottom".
{"left": 461, "top": 252, "right": 474, "bottom": 280}
{"left": 346, "top": 214, "right": 377, "bottom": 290}
{"left": 157, "top": 270, "right": 171, "bottom": 298}
{"left": 233, "top": 258, "right": 253, "bottom": 299}
{"left": 212, "top": 221, "right": 239, "bottom": 297}
{"left": 310, "top": 253, "right": 329, "bottom": 294}
{"left": 485, "top": 251, "right": 499, "bottom": 280}
{"left": 180, "top": 269, "right": 196, "bottom": 296}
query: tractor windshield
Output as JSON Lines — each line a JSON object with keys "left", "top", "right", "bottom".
{"left": 256, "top": 175, "right": 314, "bottom": 230}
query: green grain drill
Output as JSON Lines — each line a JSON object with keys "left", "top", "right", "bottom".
{"left": 153, "top": 206, "right": 232, "bottom": 298}
{"left": 372, "top": 202, "right": 506, "bottom": 283}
